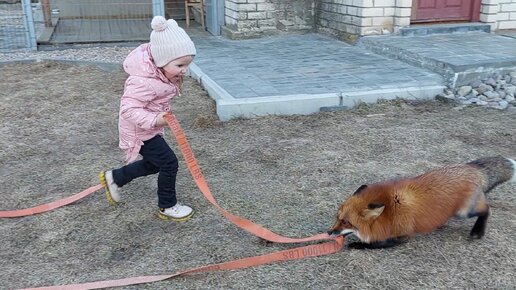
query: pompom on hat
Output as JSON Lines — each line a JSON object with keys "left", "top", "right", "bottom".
{"left": 150, "top": 16, "right": 197, "bottom": 67}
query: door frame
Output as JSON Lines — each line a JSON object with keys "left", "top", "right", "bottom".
{"left": 411, "top": 0, "right": 482, "bottom": 23}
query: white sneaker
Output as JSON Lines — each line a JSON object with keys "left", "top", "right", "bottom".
{"left": 99, "top": 170, "right": 120, "bottom": 205}
{"left": 158, "top": 203, "right": 194, "bottom": 221}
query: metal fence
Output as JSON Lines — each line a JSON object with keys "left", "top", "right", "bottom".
{"left": 0, "top": 0, "right": 36, "bottom": 52}
{"left": 0, "top": 0, "right": 165, "bottom": 52}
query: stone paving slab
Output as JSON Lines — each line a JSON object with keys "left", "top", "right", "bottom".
{"left": 358, "top": 32, "right": 516, "bottom": 87}
{"left": 190, "top": 33, "right": 445, "bottom": 120}
{"left": 497, "top": 29, "right": 516, "bottom": 39}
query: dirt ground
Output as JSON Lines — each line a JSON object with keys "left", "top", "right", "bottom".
{"left": 1, "top": 61, "right": 515, "bottom": 289}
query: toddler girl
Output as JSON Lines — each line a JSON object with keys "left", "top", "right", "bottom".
{"left": 99, "top": 15, "right": 196, "bottom": 221}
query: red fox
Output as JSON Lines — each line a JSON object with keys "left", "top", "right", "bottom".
{"left": 328, "top": 156, "right": 516, "bottom": 249}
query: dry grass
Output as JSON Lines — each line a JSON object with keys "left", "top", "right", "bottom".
{"left": 0, "top": 61, "right": 515, "bottom": 289}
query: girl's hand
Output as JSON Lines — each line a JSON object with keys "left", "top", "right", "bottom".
{"left": 155, "top": 112, "right": 169, "bottom": 127}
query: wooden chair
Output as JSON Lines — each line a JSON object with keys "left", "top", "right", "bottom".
{"left": 185, "top": 0, "right": 205, "bottom": 28}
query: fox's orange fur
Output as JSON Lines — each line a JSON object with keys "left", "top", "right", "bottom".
{"left": 328, "top": 156, "right": 516, "bottom": 249}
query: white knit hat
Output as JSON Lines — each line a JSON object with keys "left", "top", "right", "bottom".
{"left": 150, "top": 16, "right": 197, "bottom": 68}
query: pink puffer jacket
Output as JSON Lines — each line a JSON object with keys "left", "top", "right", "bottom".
{"left": 118, "top": 43, "right": 179, "bottom": 163}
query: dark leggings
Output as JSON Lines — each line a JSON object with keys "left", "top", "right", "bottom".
{"left": 112, "top": 135, "right": 178, "bottom": 208}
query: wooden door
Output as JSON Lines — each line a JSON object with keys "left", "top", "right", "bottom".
{"left": 411, "top": 0, "right": 481, "bottom": 23}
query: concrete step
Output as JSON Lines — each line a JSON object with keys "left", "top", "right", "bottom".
{"left": 357, "top": 31, "right": 516, "bottom": 87}
{"left": 399, "top": 23, "right": 490, "bottom": 36}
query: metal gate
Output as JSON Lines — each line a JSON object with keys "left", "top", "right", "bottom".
{"left": 0, "top": 0, "right": 222, "bottom": 52}
{"left": 0, "top": 0, "right": 166, "bottom": 52}
{"left": 0, "top": 0, "right": 37, "bottom": 52}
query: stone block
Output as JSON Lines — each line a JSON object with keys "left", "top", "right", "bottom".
{"left": 247, "top": 11, "right": 268, "bottom": 20}
{"left": 374, "top": 0, "right": 395, "bottom": 7}
{"left": 360, "top": 7, "right": 385, "bottom": 17}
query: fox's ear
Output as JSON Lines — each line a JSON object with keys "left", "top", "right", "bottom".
{"left": 353, "top": 185, "right": 368, "bottom": 195}
{"left": 361, "top": 203, "right": 385, "bottom": 220}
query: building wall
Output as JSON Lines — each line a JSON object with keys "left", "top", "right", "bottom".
{"left": 222, "top": 0, "right": 516, "bottom": 40}
{"left": 316, "top": 0, "right": 411, "bottom": 42}
{"left": 481, "top": 0, "right": 516, "bottom": 30}
{"left": 222, "top": 0, "right": 314, "bottom": 39}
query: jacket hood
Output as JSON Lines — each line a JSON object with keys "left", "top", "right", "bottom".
{"left": 123, "top": 43, "right": 168, "bottom": 82}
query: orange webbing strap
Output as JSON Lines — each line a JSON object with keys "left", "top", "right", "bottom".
{"left": 164, "top": 113, "right": 330, "bottom": 243}
{"left": 0, "top": 184, "right": 103, "bottom": 218}
{"left": 7, "top": 113, "right": 345, "bottom": 289}
{"left": 21, "top": 237, "right": 343, "bottom": 290}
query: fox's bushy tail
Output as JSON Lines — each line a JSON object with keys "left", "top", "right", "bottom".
{"left": 467, "top": 156, "right": 515, "bottom": 192}
{"left": 509, "top": 158, "right": 516, "bottom": 183}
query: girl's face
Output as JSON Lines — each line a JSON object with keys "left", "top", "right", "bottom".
{"left": 161, "top": 55, "right": 194, "bottom": 85}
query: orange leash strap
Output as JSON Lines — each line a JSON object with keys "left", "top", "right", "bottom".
{"left": 20, "top": 237, "right": 343, "bottom": 290}
{"left": 0, "top": 184, "right": 102, "bottom": 218}
{"left": 163, "top": 113, "right": 330, "bottom": 243}
{"left": 5, "top": 113, "right": 344, "bottom": 289}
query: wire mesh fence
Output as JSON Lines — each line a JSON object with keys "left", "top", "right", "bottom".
{"left": 0, "top": 1, "right": 31, "bottom": 52}
{"left": 49, "top": 0, "right": 154, "bottom": 44}
{"left": 0, "top": 0, "right": 165, "bottom": 52}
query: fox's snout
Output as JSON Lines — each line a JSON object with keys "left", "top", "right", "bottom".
{"left": 328, "top": 228, "right": 355, "bottom": 238}
{"left": 327, "top": 229, "right": 341, "bottom": 237}
{"left": 328, "top": 219, "right": 343, "bottom": 237}
{"left": 328, "top": 217, "right": 349, "bottom": 237}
